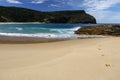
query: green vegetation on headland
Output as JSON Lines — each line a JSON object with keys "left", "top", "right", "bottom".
{"left": 75, "top": 24, "right": 120, "bottom": 36}
{"left": 0, "top": 6, "right": 96, "bottom": 24}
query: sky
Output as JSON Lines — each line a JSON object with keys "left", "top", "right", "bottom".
{"left": 0, "top": 0, "right": 120, "bottom": 23}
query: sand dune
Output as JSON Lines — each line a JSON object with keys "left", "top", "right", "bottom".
{"left": 0, "top": 37, "right": 120, "bottom": 80}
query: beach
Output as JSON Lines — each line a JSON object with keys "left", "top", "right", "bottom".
{"left": 0, "top": 22, "right": 44, "bottom": 24}
{"left": 0, "top": 37, "right": 120, "bottom": 80}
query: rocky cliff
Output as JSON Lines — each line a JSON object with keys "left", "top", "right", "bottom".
{"left": 0, "top": 6, "right": 96, "bottom": 23}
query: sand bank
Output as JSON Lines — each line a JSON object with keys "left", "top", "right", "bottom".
{"left": 0, "top": 37, "right": 120, "bottom": 80}
{"left": 0, "top": 22, "right": 43, "bottom": 24}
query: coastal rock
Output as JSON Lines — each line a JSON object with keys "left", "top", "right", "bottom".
{"left": 75, "top": 24, "right": 120, "bottom": 36}
{"left": 0, "top": 6, "right": 96, "bottom": 24}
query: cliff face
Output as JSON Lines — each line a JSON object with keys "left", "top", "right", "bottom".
{"left": 44, "top": 10, "right": 96, "bottom": 23}
{"left": 0, "top": 6, "right": 96, "bottom": 24}
{"left": 75, "top": 24, "right": 120, "bottom": 36}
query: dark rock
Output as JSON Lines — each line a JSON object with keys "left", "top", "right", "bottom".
{"left": 75, "top": 24, "right": 120, "bottom": 36}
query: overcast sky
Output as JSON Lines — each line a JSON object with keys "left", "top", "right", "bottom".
{"left": 0, "top": 0, "right": 120, "bottom": 23}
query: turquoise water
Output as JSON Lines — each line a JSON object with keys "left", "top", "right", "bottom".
{"left": 0, "top": 23, "right": 99, "bottom": 39}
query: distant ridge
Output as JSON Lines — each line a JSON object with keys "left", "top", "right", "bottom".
{"left": 0, "top": 6, "right": 96, "bottom": 23}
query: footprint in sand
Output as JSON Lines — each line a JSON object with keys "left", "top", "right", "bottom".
{"left": 97, "top": 48, "right": 104, "bottom": 57}
{"left": 98, "top": 48, "right": 102, "bottom": 50}
{"left": 105, "top": 64, "right": 111, "bottom": 67}
{"left": 101, "top": 54, "right": 104, "bottom": 56}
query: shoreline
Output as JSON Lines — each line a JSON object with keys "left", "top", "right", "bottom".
{"left": 0, "top": 35, "right": 67, "bottom": 44}
{"left": 0, "top": 22, "right": 44, "bottom": 24}
{"left": 0, "top": 34, "right": 106, "bottom": 44}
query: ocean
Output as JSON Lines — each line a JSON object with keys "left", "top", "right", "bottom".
{"left": 0, "top": 23, "right": 103, "bottom": 40}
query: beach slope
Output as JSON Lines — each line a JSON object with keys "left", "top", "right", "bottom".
{"left": 0, "top": 37, "right": 120, "bottom": 80}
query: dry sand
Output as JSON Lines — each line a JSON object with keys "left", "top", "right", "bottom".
{"left": 0, "top": 37, "right": 120, "bottom": 80}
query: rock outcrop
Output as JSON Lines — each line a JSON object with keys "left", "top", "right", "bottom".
{"left": 75, "top": 24, "right": 120, "bottom": 36}
{"left": 0, "top": 6, "right": 96, "bottom": 24}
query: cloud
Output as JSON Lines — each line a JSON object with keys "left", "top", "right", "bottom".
{"left": 66, "top": 0, "right": 81, "bottom": 7}
{"left": 82, "top": 0, "right": 120, "bottom": 11}
{"left": 6, "top": 0, "right": 22, "bottom": 4}
{"left": 48, "top": 0, "right": 67, "bottom": 7}
{"left": 81, "top": 0, "right": 120, "bottom": 23}
{"left": 49, "top": 4, "right": 60, "bottom": 7}
{"left": 87, "top": 10, "right": 120, "bottom": 23}
{"left": 54, "top": 0, "right": 67, "bottom": 5}
{"left": 31, "top": 0, "right": 48, "bottom": 4}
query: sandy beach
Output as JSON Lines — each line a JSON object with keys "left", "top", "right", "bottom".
{"left": 0, "top": 22, "right": 44, "bottom": 24}
{"left": 0, "top": 37, "right": 120, "bottom": 80}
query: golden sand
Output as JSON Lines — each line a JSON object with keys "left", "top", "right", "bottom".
{"left": 0, "top": 37, "right": 120, "bottom": 80}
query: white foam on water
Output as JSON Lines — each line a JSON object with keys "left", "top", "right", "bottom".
{"left": 50, "top": 26, "right": 81, "bottom": 34}
{"left": 0, "top": 32, "right": 105, "bottom": 39}
{"left": 15, "top": 27, "right": 23, "bottom": 31}
{"left": 0, "top": 33, "right": 76, "bottom": 38}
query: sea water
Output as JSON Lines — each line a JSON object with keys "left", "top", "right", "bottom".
{"left": 0, "top": 23, "right": 103, "bottom": 39}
